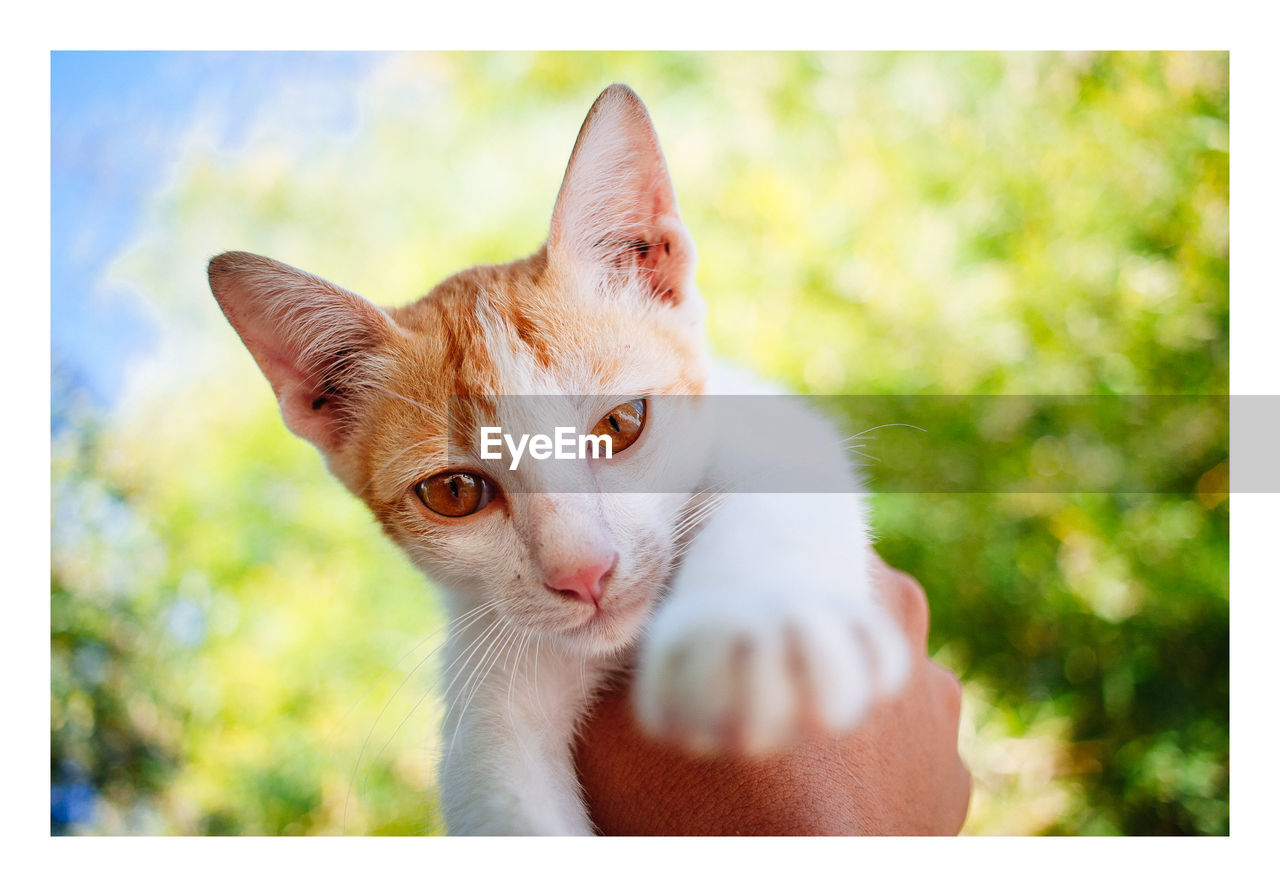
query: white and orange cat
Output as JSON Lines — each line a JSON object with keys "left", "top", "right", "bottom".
{"left": 208, "top": 85, "right": 908, "bottom": 835}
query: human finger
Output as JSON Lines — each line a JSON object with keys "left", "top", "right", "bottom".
{"left": 868, "top": 550, "right": 930, "bottom": 653}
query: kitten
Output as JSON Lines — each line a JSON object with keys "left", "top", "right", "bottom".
{"left": 208, "top": 84, "right": 909, "bottom": 835}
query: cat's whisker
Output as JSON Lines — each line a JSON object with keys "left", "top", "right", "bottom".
{"left": 676, "top": 493, "right": 724, "bottom": 526}
{"left": 337, "top": 599, "right": 489, "bottom": 752}
{"left": 446, "top": 619, "right": 521, "bottom": 760}
{"left": 428, "top": 614, "right": 521, "bottom": 738}
{"left": 343, "top": 599, "right": 499, "bottom": 833}
{"left": 472, "top": 620, "right": 521, "bottom": 715}
{"left": 671, "top": 496, "right": 730, "bottom": 557}
{"left": 673, "top": 490, "right": 724, "bottom": 527}
{"left": 462, "top": 615, "right": 522, "bottom": 735}
{"left": 841, "top": 423, "right": 927, "bottom": 443}
{"left": 679, "top": 495, "right": 723, "bottom": 523}
{"left": 359, "top": 611, "right": 502, "bottom": 787}
{"left": 447, "top": 625, "right": 504, "bottom": 731}
{"left": 505, "top": 629, "right": 533, "bottom": 724}
{"left": 355, "top": 599, "right": 497, "bottom": 717}
{"left": 672, "top": 469, "right": 765, "bottom": 536}
{"left": 844, "top": 444, "right": 882, "bottom": 464}
{"left": 672, "top": 492, "right": 728, "bottom": 539}
{"left": 437, "top": 615, "right": 510, "bottom": 718}
{"left": 364, "top": 613, "right": 509, "bottom": 788}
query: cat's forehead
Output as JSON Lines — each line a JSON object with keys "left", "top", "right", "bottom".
{"left": 387, "top": 251, "right": 701, "bottom": 400}
{"left": 358, "top": 252, "right": 706, "bottom": 504}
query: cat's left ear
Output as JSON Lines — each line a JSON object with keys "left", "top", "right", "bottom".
{"left": 548, "top": 84, "right": 696, "bottom": 306}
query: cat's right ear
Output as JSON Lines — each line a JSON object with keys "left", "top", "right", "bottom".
{"left": 207, "top": 251, "right": 396, "bottom": 465}
{"left": 549, "top": 84, "right": 696, "bottom": 306}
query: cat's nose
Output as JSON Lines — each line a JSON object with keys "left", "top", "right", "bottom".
{"left": 545, "top": 553, "right": 617, "bottom": 607}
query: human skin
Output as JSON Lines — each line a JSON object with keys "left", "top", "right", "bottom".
{"left": 574, "top": 552, "right": 971, "bottom": 835}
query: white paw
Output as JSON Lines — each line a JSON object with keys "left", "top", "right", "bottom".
{"left": 634, "top": 586, "right": 910, "bottom": 755}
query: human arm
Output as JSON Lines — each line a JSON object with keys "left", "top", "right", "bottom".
{"left": 573, "top": 552, "right": 970, "bottom": 835}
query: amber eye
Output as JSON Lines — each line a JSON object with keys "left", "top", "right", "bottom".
{"left": 590, "top": 398, "right": 647, "bottom": 455}
{"left": 415, "top": 471, "right": 495, "bottom": 517}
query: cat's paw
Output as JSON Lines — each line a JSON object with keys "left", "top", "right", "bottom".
{"left": 634, "top": 586, "right": 910, "bottom": 754}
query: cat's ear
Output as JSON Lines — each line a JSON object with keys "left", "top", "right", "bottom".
{"left": 208, "top": 251, "right": 396, "bottom": 462}
{"left": 549, "top": 84, "right": 696, "bottom": 305}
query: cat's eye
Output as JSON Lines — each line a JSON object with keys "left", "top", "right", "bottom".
{"left": 415, "top": 471, "right": 496, "bottom": 518}
{"left": 590, "top": 398, "right": 647, "bottom": 455}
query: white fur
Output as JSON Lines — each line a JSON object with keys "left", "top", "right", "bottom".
{"left": 434, "top": 363, "right": 910, "bottom": 834}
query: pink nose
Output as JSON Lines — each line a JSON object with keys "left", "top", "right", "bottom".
{"left": 546, "top": 554, "right": 617, "bottom": 606}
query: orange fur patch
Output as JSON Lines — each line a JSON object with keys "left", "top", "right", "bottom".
{"left": 350, "top": 246, "right": 707, "bottom": 525}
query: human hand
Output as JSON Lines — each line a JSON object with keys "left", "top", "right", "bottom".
{"left": 573, "top": 551, "right": 970, "bottom": 835}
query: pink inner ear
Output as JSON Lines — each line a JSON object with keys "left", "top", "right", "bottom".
{"left": 209, "top": 250, "right": 395, "bottom": 458}
{"left": 548, "top": 86, "right": 697, "bottom": 304}
{"left": 254, "top": 343, "right": 347, "bottom": 448}
{"left": 621, "top": 228, "right": 685, "bottom": 303}
{"left": 636, "top": 238, "right": 674, "bottom": 301}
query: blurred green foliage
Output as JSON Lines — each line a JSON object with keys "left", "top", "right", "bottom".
{"left": 51, "top": 51, "right": 1228, "bottom": 835}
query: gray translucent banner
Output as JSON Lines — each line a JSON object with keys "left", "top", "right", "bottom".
{"left": 440, "top": 394, "right": 1258, "bottom": 494}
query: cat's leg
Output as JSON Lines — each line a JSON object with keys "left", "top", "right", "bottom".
{"left": 438, "top": 623, "right": 602, "bottom": 835}
{"left": 635, "top": 491, "right": 912, "bottom": 754}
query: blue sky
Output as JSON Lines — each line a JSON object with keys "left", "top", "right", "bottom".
{"left": 51, "top": 52, "right": 378, "bottom": 408}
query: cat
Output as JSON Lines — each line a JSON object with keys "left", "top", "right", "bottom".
{"left": 207, "top": 84, "right": 909, "bottom": 835}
